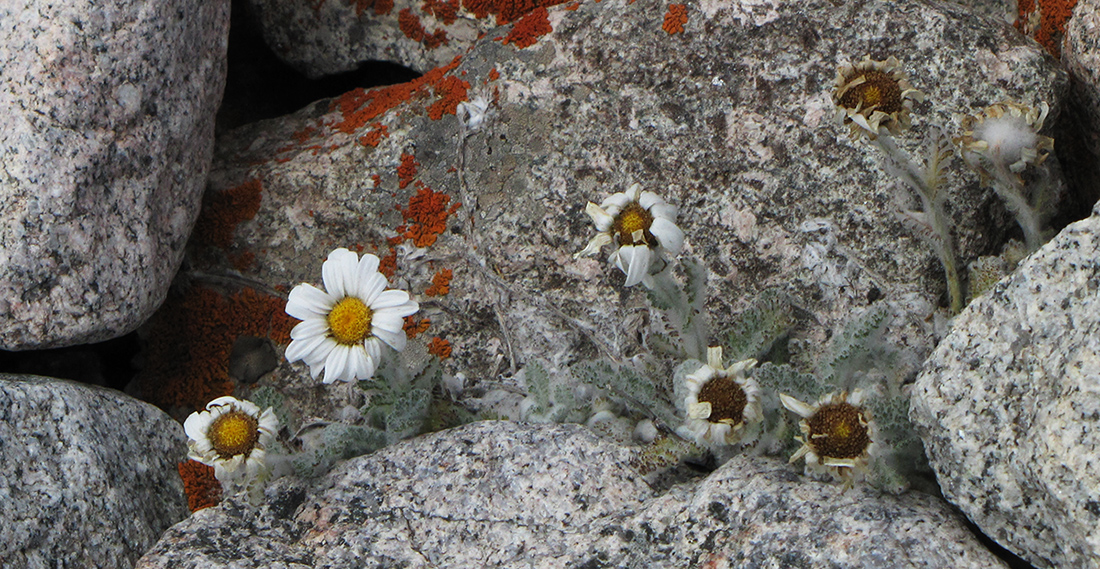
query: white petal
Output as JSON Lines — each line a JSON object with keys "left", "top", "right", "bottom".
{"left": 372, "top": 291, "right": 419, "bottom": 317}
{"left": 364, "top": 337, "right": 382, "bottom": 371}
{"left": 371, "top": 312, "right": 405, "bottom": 335}
{"left": 285, "top": 333, "right": 332, "bottom": 365}
{"left": 184, "top": 411, "right": 213, "bottom": 442}
{"left": 621, "top": 245, "right": 652, "bottom": 287}
{"left": 357, "top": 273, "right": 389, "bottom": 306}
{"left": 624, "top": 183, "right": 642, "bottom": 201}
{"left": 358, "top": 253, "right": 381, "bottom": 277}
{"left": 601, "top": 192, "right": 633, "bottom": 213}
{"left": 322, "top": 248, "right": 359, "bottom": 299}
{"left": 324, "top": 344, "right": 353, "bottom": 383}
{"left": 347, "top": 346, "right": 371, "bottom": 380}
{"left": 575, "top": 233, "right": 612, "bottom": 259}
{"left": 780, "top": 393, "right": 815, "bottom": 418}
{"left": 706, "top": 346, "right": 724, "bottom": 370}
{"left": 289, "top": 318, "right": 328, "bottom": 341}
{"left": 638, "top": 190, "right": 662, "bottom": 210}
{"left": 584, "top": 202, "right": 614, "bottom": 231}
{"left": 650, "top": 217, "right": 684, "bottom": 255}
{"left": 648, "top": 202, "right": 677, "bottom": 221}
{"left": 688, "top": 401, "right": 712, "bottom": 420}
{"left": 286, "top": 284, "right": 336, "bottom": 320}
{"left": 373, "top": 324, "right": 407, "bottom": 352}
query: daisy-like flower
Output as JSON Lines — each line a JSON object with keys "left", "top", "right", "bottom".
{"left": 284, "top": 248, "right": 420, "bottom": 383}
{"left": 574, "top": 183, "right": 684, "bottom": 287}
{"left": 184, "top": 396, "right": 278, "bottom": 485}
{"left": 677, "top": 346, "right": 763, "bottom": 447}
{"left": 780, "top": 390, "right": 878, "bottom": 483}
{"left": 955, "top": 101, "right": 1053, "bottom": 180}
{"left": 833, "top": 55, "right": 924, "bottom": 140}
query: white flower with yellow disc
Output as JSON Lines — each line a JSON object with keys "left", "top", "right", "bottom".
{"left": 184, "top": 396, "right": 278, "bottom": 484}
{"left": 284, "top": 248, "right": 420, "bottom": 383}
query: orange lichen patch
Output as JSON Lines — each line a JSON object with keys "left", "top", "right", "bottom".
{"left": 399, "top": 8, "right": 427, "bottom": 41}
{"left": 404, "top": 316, "right": 432, "bottom": 338}
{"left": 193, "top": 179, "right": 264, "bottom": 250}
{"left": 398, "top": 153, "right": 419, "bottom": 188}
{"left": 425, "top": 268, "right": 453, "bottom": 296}
{"left": 330, "top": 57, "right": 463, "bottom": 135}
{"left": 428, "top": 337, "right": 453, "bottom": 359}
{"left": 293, "top": 126, "right": 319, "bottom": 145}
{"left": 399, "top": 186, "right": 462, "bottom": 247}
{"left": 359, "top": 123, "right": 389, "bottom": 147}
{"left": 565, "top": 2, "right": 579, "bottom": 9}
{"left": 230, "top": 251, "right": 255, "bottom": 272}
{"left": 1015, "top": 0, "right": 1078, "bottom": 58}
{"left": 461, "top": 0, "right": 566, "bottom": 25}
{"left": 424, "top": 28, "right": 450, "bottom": 49}
{"left": 424, "top": 0, "right": 460, "bottom": 24}
{"left": 379, "top": 248, "right": 398, "bottom": 278}
{"left": 662, "top": 4, "right": 688, "bottom": 34}
{"left": 137, "top": 286, "right": 294, "bottom": 412}
{"left": 371, "top": 174, "right": 382, "bottom": 187}
{"left": 178, "top": 460, "right": 221, "bottom": 513}
{"left": 427, "top": 75, "right": 470, "bottom": 120}
{"left": 488, "top": 68, "right": 500, "bottom": 81}
{"left": 501, "top": 7, "right": 552, "bottom": 48}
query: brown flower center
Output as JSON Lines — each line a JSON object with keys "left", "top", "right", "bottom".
{"left": 807, "top": 402, "right": 870, "bottom": 459}
{"left": 839, "top": 70, "right": 902, "bottom": 114}
{"left": 697, "top": 375, "right": 748, "bottom": 424}
{"left": 612, "top": 202, "right": 655, "bottom": 247}
{"left": 327, "top": 297, "right": 373, "bottom": 345}
{"left": 208, "top": 410, "right": 260, "bottom": 459}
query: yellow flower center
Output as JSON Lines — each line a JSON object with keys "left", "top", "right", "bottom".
{"left": 327, "top": 297, "right": 373, "bottom": 345}
{"left": 807, "top": 402, "right": 870, "bottom": 460}
{"left": 612, "top": 202, "right": 655, "bottom": 246}
{"left": 697, "top": 375, "right": 748, "bottom": 425}
{"left": 839, "top": 70, "right": 902, "bottom": 114}
{"left": 208, "top": 410, "right": 260, "bottom": 459}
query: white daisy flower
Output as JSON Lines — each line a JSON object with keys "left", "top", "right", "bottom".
{"left": 676, "top": 346, "right": 762, "bottom": 447}
{"left": 574, "top": 183, "right": 684, "bottom": 287}
{"left": 284, "top": 248, "right": 420, "bottom": 383}
{"left": 780, "top": 390, "right": 878, "bottom": 483}
{"left": 184, "top": 396, "right": 278, "bottom": 485}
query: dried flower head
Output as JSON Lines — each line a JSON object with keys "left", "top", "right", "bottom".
{"left": 833, "top": 56, "right": 924, "bottom": 139}
{"left": 955, "top": 101, "right": 1053, "bottom": 181}
{"left": 574, "top": 183, "right": 684, "bottom": 287}
{"left": 184, "top": 396, "right": 278, "bottom": 485}
{"left": 677, "top": 346, "right": 763, "bottom": 447}
{"left": 285, "top": 248, "right": 420, "bottom": 383}
{"left": 780, "top": 390, "right": 878, "bottom": 483}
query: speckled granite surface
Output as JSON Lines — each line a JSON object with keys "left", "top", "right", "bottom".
{"left": 137, "top": 421, "right": 1005, "bottom": 568}
{"left": 911, "top": 211, "right": 1100, "bottom": 569}
{"left": 0, "top": 374, "right": 190, "bottom": 569}
{"left": 0, "top": 0, "right": 229, "bottom": 350}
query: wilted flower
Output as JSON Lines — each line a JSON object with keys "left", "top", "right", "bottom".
{"left": 780, "top": 390, "right": 878, "bottom": 483}
{"left": 184, "top": 396, "right": 278, "bottom": 485}
{"left": 677, "top": 346, "right": 762, "bottom": 447}
{"left": 285, "top": 248, "right": 420, "bottom": 383}
{"left": 955, "top": 100, "right": 1053, "bottom": 181}
{"left": 574, "top": 183, "right": 684, "bottom": 287}
{"left": 833, "top": 55, "right": 924, "bottom": 139}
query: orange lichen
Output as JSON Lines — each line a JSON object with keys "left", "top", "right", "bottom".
{"left": 193, "top": 179, "right": 264, "bottom": 250}
{"left": 404, "top": 316, "right": 432, "bottom": 338}
{"left": 461, "top": 0, "right": 566, "bottom": 25}
{"left": 137, "top": 286, "right": 294, "bottom": 412}
{"left": 424, "top": 0, "right": 460, "bottom": 24}
{"left": 501, "top": 7, "right": 552, "bottom": 48}
{"left": 662, "top": 4, "right": 688, "bottom": 34}
{"left": 424, "top": 28, "right": 450, "bottom": 49}
{"left": 488, "top": 68, "right": 500, "bottom": 81}
{"left": 427, "top": 75, "right": 470, "bottom": 120}
{"left": 565, "top": 2, "right": 579, "bottom": 9}
{"left": 398, "top": 186, "right": 462, "bottom": 247}
{"left": 375, "top": 0, "right": 394, "bottom": 14}
{"left": 330, "top": 57, "right": 463, "bottom": 135}
{"left": 398, "top": 153, "right": 419, "bottom": 188}
{"left": 425, "top": 268, "right": 453, "bottom": 296}
{"left": 428, "top": 337, "right": 453, "bottom": 359}
{"left": 178, "top": 460, "right": 221, "bottom": 512}
{"left": 360, "top": 123, "right": 389, "bottom": 147}
{"left": 1015, "top": 0, "right": 1078, "bottom": 58}
{"left": 379, "top": 248, "right": 398, "bottom": 278}
{"left": 399, "top": 8, "right": 427, "bottom": 41}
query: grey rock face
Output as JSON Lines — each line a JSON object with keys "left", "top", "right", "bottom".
{"left": 1064, "top": 0, "right": 1100, "bottom": 202}
{"left": 0, "top": 375, "right": 190, "bottom": 569}
{"left": 249, "top": 0, "right": 492, "bottom": 78}
{"left": 910, "top": 211, "right": 1100, "bottom": 569}
{"left": 0, "top": 0, "right": 230, "bottom": 350}
{"left": 137, "top": 421, "right": 1004, "bottom": 568}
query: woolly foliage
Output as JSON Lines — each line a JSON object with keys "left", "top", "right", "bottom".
{"left": 573, "top": 359, "right": 679, "bottom": 429}
{"left": 521, "top": 361, "right": 588, "bottom": 424}
{"left": 720, "top": 287, "right": 795, "bottom": 362}
{"left": 860, "top": 388, "right": 931, "bottom": 494}
{"left": 291, "top": 423, "right": 389, "bottom": 478}
{"left": 818, "top": 302, "right": 898, "bottom": 391}
{"left": 646, "top": 257, "right": 709, "bottom": 360}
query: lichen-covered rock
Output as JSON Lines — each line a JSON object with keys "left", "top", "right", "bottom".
{"left": 0, "top": 0, "right": 230, "bottom": 350}
{"left": 910, "top": 209, "right": 1100, "bottom": 569}
{"left": 247, "top": 0, "right": 547, "bottom": 78}
{"left": 0, "top": 375, "right": 190, "bottom": 569}
{"left": 156, "top": 0, "right": 1068, "bottom": 424}
{"left": 136, "top": 421, "right": 1004, "bottom": 568}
